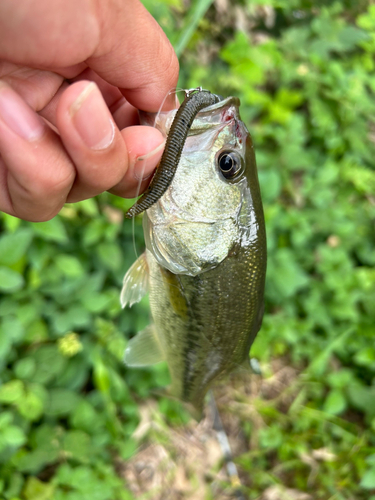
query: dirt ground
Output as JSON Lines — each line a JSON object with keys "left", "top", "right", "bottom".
{"left": 117, "top": 360, "right": 316, "bottom": 500}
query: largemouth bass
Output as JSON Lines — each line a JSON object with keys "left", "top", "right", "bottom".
{"left": 121, "top": 92, "right": 266, "bottom": 416}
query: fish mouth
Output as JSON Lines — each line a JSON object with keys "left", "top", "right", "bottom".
{"left": 191, "top": 96, "right": 240, "bottom": 119}
{"left": 180, "top": 96, "right": 242, "bottom": 137}
{"left": 139, "top": 96, "right": 242, "bottom": 137}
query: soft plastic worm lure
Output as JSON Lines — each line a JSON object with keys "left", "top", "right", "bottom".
{"left": 125, "top": 88, "right": 221, "bottom": 218}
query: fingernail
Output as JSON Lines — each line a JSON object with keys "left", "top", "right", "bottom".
{"left": 133, "top": 141, "right": 165, "bottom": 180}
{"left": 70, "top": 82, "right": 115, "bottom": 150}
{"left": 0, "top": 82, "right": 45, "bottom": 141}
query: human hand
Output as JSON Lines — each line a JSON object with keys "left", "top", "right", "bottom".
{"left": 0, "top": 0, "right": 179, "bottom": 221}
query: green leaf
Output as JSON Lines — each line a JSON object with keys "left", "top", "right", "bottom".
{"left": 32, "top": 217, "right": 68, "bottom": 243}
{"left": 2, "top": 470, "right": 23, "bottom": 498}
{"left": 0, "top": 228, "right": 33, "bottom": 265}
{"left": 347, "top": 384, "right": 375, "bottom": 417}
{"left": 97, "top": 242, "right": 122, "bottom": 271}
{"left": 323, "top": 389, "right": 347, "bottom": 415}
{"left": 70, "top": 400, "right": 103, "bottom": 434}
{"left": 25, "top": 319, "right": 49, "bottom": 343}
{"left": 81, "top": 292, "right": 112, "bottom": 313}
{"left": 0, "top": 266, "right": 24, "bottom": 292}
{"left": 17, "top": 390, "right": 44, "bottom": 421}
{"left": 23, "top": 477, "right": 55, "bottom": 500}
{"left": 327, "top": 369, "right": 353, "bottom": 389}
{"left": 63, "top": 430, "right": 91, "bottom": 461}
{"left": 83, "top": 220, "right": 106, "bottom": 246}
{"left": 118, "top": 438, "right": 137, "bottom": 460}
{"left": 76, "top": 198, "right": 99, "bottom": 217}
{"left": 53, "top": 306, "right": 91, "bottom": 334}
{"left": 0, "top": 379, "right": 24, "bottom": 404}
{"left": 360, "top": 467, "right": 375, "bottom": 489}
{"left": 2, "top": 212, "right": 22, "bottom": 232}
{"left": 173, "top": 0, "right": 215, "bottom": 57}
{"left": 2, "top": 425, "right": 26, "bottom": 447}
{"left": 93, "top": 362, "right": 111, "bottom": 393}
{"left": 14, "top": 448, "right": 58, "bottom": 474}
{"left": 266, "top": 249, "right": 309, "bottom": 301}
{"left": 55, "top": 255, "right": 84, "bottom": 277}
{"left": 30, "top": 345, "right": 67, "bottom": 385}
{"left": 0, "top": 411, "right": 13, "bottom": 428}
{"left": 14, "top": 357, "right": 37, "bottom": 380}
{"left": 354, "top": 347, "right": 375, "bottom": 368}
{"left": 337, "top": 26, "right": 369, "bottom": 50}
{"left": 45, "top": 388, "right": 80, "bottom": 416}
{"left": 259, "top": 425, "right": 284, "bottom": 450}
{"left": 258, "top": 170, "right": 281, "bottom": 202}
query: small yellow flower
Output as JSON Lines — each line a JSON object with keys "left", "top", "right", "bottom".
{"left": 297, "top": 64, "right": 309, "bottom": 76}
{"left": 58, "top": 332, "right": 83, "bottom": 357}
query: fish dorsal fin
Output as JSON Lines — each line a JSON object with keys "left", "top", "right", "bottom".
{"left": 120, "top": 252, "right": 149, "bottom": 308}
{"left": 124, "top": 325, "right": 165, "bottom": 367}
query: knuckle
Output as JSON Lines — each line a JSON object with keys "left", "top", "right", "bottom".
{"left": 9, "top": 156, "right": 74, "bottom": 221}
{"left": 155, "top": 34, "right": 179, "bottom": 85}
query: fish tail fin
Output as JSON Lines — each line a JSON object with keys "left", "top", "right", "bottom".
{"left": 152, "top": 386, "right": 204, "bottom": 422}
{"left": 183, "top": 401, "right": 203, "bottom": 422}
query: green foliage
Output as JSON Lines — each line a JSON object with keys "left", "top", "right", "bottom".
{"left": 0, "top": 0, "right": 374, "bottom": 498}
{"left": 173, "top": 0, "right": 375, "bottom": 497}
{"left": 0, "top": 198, "right": 146, "bottom": 499}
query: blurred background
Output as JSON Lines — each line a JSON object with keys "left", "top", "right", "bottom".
{"left": 0, "top": 0, "right": 375, "bottom": 499}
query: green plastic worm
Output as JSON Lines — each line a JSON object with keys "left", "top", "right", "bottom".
{"left": 125, "top": 89, "right": 221, "bottom": 218}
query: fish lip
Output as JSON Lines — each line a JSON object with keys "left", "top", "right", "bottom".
{"left": 189, "top": 97, "right": 241, "bottom": 131}
{"left": 139, "top": 96, "right": 241, "bottom": 131}
{"left": 194, "top": 95, "right": 240, "bottom": 115}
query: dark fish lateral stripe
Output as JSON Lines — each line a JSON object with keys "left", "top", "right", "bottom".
{"left": 125, "top": 91, "right": 221, "bottom": 218}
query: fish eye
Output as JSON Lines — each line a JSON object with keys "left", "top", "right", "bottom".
{"left": 217, "top": 151, "right": 243, "bottom": 180}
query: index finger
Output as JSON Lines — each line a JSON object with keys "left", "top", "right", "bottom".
{"left": 88, "top": 0, "right": 179, "bottom": 112}
{"left": 0, "top": 0, "right": 179, "bottom": 112}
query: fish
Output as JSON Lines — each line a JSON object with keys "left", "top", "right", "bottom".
{"left": 121, "top": 91, "right": 267, "bottom": 417}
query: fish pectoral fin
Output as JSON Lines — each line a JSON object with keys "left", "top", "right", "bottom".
{"left": 238, "top": 357, "right": 262, "bottom": 375}
{"left": 120, "top": 252, "right": 149, "bottom": 308}
{"left": 124, "top": 325, "right": 165, "bottom": 367}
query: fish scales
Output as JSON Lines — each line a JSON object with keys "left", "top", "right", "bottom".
{"left": 121, "top": 92, "right": 266, "bottom": 416}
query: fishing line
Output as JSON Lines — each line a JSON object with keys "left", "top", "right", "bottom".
{"left": 154, "top": 87, "right": 185, "bottom": 126}
{"left": 209, "top": 390, "right": 246, "bottom": 500}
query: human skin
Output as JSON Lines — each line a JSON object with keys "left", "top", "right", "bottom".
{"left": 0, "top": 0, "right": 179, "bottom": 222}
